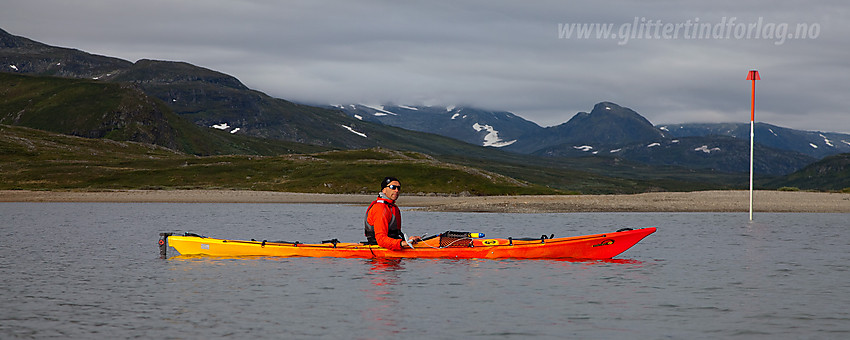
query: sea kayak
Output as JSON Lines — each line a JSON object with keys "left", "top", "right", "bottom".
{"left": 160, "top": 227, "right": 656, "bottom": 260}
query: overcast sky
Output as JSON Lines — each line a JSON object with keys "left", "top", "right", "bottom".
{"left": 3, "top": 0, "right": 848, "bottom": 132}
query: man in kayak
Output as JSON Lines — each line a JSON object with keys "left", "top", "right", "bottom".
{"left": 365, "top": 177, "right": 421, "bottom": 250}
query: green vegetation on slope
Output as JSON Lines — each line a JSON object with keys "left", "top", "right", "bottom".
{"left": 766, "top": 153, "right": 850, "bottom": 191}
{"left": 0, "top": 125, "right": 559, "bottom": 195}
{"left": 0, "top": 72, "right": 330, "bottom": 156}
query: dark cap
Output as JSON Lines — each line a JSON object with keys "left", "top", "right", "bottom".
{"left": 381, "top": 176, "right": 400, "bottom": 190}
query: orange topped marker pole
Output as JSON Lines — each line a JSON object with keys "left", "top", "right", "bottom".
{"left": 747, "top": 70, "right": 760, "bottom": 221}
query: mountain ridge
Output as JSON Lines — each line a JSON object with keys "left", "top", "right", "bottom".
{"left": 505, "top": 102, "right": 669, "bottom": 153}
{"left": 659, "top": 122, "right": 850, "bottom": 159}
{"left": 336, "top": 101, "right": 836, "bottom": 175}
{"left": 336, "top": 99, "right": 849, "bottom": 161}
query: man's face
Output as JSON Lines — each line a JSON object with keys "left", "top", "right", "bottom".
{"left": 382, "top": 180, "right": 401, "bottom": 200}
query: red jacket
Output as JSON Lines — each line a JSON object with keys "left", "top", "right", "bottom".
{"left": 364, "top": 196, "right": 404, "bottom": 250}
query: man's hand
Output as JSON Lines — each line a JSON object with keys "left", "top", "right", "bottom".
{"left": 401, "top": 235, "right": 422, "bottom": 249}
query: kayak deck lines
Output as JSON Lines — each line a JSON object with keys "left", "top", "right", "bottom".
{"left": 159, "top": 227, "right": 656, "bottom": 260}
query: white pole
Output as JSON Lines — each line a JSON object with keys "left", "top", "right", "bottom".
{"left": 749, "top": 120, "right": 754, "bottom": 221}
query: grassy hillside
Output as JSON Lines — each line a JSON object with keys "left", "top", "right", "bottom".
{"left": 766, "top": 153, "right": 850, "bottom": 191}
{"left": 0, "top": 72, "right": 329, "bottom": 155}
{"left": 0, "top": 125, "right": 558, "bottom": 195}
{"left": 443, "top": 153, "right": 742, "bottom": 194}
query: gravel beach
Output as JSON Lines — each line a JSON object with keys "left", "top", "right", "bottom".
{"left": 2, "top": 190, "right": 848, "bottom": 213}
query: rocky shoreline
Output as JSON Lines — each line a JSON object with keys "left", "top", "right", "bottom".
{"left": 2, "top": 190, "right": 848, "bottom": 213}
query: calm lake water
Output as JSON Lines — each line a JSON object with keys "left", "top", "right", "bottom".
{"left": 1, "top": 202, "right": 848, "bottom": 339}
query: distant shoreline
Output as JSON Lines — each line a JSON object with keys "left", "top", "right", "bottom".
{"left": 1, "top": 190, "right": 848, "bottom": 213}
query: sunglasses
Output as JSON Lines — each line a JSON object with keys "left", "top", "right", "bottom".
{"left": 386, "top": 184, "right": 402, "bottom": 190}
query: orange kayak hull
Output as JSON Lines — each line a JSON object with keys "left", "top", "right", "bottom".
{"left": 164, "top": 227, "right": 656, "bottom": 260}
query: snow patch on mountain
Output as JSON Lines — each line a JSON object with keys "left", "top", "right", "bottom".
{"left": 573, "top": 145, "right": 593, "bottom": 152}
{"left": 820, "top": 134, "right": 834, "bottom": 147}
{"left": 397, "top": 105, "right": 418, "bottom": 111}
{"left": 360, "top": 104, "right": 397, "bottom": 116}
{"left": 809, "top": 143, "right": 818, "bottom": 149}
{"left": 211, "top": 122, "right": 240, "bottom": 134}
{"left": 647, "top": 142, "right": 661, "bottom": 148}
{"left": 341, "top": 125, "right": 367, "bottom": 138}
{"left": 451, "top": 113, "right": 461, "bottom": 120}
{"left": 694, "top": 145, "right": 721, "bottom": 153}
{"left": 472, "top": 123, "right": 516, "bottom": 147}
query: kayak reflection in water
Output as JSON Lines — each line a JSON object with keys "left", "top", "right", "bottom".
{"left": 364, "top": 177, "right": 421, "bottom": 250}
